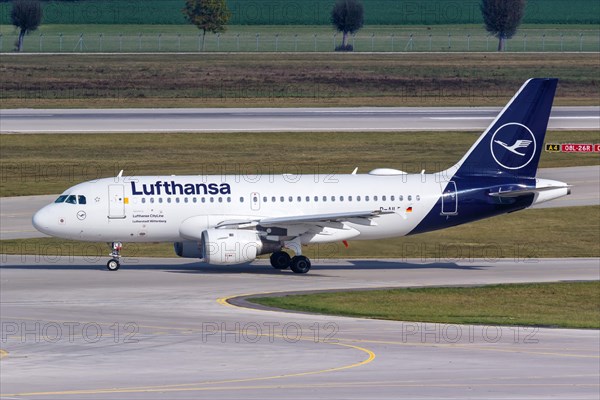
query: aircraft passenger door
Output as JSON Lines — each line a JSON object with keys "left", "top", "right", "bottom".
{"left": 440, "top": 181, "right": 458, "bottom": 215}
{"left": 108, "top": 184, "right": 126, "bottom": 219}
{"left": 250, "top": 192, "right": 260, "bottom": 211}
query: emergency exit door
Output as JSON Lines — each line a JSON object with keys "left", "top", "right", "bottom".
{"left": 108, "top": 185, "right": 126, "bottom": 219}
{"left": 440, "top": 181, "right": 458, "bottom": 215}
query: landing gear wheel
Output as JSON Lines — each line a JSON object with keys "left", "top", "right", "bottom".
{"left": 106, "top": 259, "right": 120, "bottom": 271}
{"left": 290, "top": 255, "right": 311, "bottom": 274}
{"left": 107, "top": 242, "right": 122, "bottom": 271}
{"left": 270, "top": 251, "right": 291, "bottom": 270}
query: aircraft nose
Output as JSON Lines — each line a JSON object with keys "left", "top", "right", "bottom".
{"left": 32, "top": 206, "right": 53, "bottom": 235}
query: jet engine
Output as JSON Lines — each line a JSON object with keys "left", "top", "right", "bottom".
{"left": 174, "top": 241, "right": 202, "bottom": 258}
{"left": 175, "top": 229, "right": 282, "bottom": 265}
{"left": 201, "top": 229, "right": 263, "bottom": 265}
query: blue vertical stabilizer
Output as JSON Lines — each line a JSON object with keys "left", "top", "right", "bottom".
{"left": 447, "top": 78, "right": 558, "bottom": 179}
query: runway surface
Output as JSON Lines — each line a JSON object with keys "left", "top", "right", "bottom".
{"left": 1, "top": 106, "right": 599, "bottom": 133}
{"left": 1, "top": 166, "right": 597, "bottom": 240}
{"left": 1, "top": 256, "right": 599, "bottom": 399}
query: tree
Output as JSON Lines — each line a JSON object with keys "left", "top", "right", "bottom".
{"left": 331, "top": 0, "right": 364, "bottom": 51}
{"left": 480, "top": 0, "right": 526, "bottom": 51}
{"left": 10, "top": 0, "right": 43, "bottom": 52}
{"left": 182, "top": 0, "right": 231, "bottom": 51}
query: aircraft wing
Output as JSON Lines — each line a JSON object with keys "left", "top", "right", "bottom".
{"left": 259, "top": 210, "right": 392, "bottom": 225}
{"left": 215, "top": 210, "right": 393, "bottom": 229}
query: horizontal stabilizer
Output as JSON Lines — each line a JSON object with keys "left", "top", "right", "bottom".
{"left": 489, "top": 185, "right": 571, "bottom": 198}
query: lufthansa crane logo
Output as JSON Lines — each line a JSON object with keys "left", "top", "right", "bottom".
{"left": 490, "top": 123, "right": 536, "bottom": 170}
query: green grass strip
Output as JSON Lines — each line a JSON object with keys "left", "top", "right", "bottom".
{"left": 250, "top": 282, "right": 600, "bottom": 329}
{"left": 1, "top": 53, "right": 598, "bottom": 108}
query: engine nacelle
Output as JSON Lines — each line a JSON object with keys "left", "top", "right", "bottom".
{"left": 201, "top": 229, "right": 263, "bottom": 265}
{"left": 174, "top": 241, "right": 202, "bottom": 258}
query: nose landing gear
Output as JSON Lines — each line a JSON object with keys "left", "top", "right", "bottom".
{"left": 107, "top": 242, "right": 122, "bottom": 271}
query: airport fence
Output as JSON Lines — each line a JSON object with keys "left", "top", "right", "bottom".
{"left": 1, "top": 30, "right": 599, "bottom": 53}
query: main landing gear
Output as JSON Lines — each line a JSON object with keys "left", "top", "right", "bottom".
{"left": 106, "top": 242, "right": 122, "bottom": 271}
{"left": 269, "top": 250, "right": 312, "bottom": 274}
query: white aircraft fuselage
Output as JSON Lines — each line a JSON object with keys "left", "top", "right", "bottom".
{"left": 33, "top": 172, "right": 445, "bottom": 243}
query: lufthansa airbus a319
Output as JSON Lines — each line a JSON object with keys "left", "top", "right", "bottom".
{"left": 33, "top": 78, "right": 570, "bottom": 273}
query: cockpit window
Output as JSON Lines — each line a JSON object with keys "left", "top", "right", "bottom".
{"left": 65, "top": 195, "right": 77, "bottom": 204}
{"left": 55, "top": 194, "right": 86, "bottom": 204}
